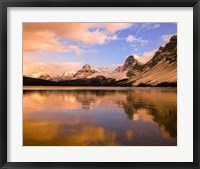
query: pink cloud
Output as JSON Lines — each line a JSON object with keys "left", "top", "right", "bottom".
{"left": 23, "top": 23, "right": 132, "bottom": 53}
{"left": 24, "top": 30, "right": 84, "bottom": 55}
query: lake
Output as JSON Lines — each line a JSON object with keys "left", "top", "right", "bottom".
{"left": 23, "top": 86, "right": 177, "bottom": 146}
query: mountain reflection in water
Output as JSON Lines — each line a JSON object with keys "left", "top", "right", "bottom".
{"left": 23, "top": 87, "right": 177, "bottom": 146}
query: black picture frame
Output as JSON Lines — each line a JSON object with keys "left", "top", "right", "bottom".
{"left": 0, "top": 0, "right": 199, "bottom": 168}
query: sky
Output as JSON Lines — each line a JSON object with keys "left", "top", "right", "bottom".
{"left": 23, "top": 22, "right": 177, "bottom": 76}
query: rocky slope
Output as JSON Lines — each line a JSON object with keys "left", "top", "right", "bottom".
{"left": 129, "top": 35, "right": 177, "bottom": 86}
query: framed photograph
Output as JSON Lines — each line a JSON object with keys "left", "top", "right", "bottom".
{"left": 0, "top": 0, "right": 199, "bottom": 168}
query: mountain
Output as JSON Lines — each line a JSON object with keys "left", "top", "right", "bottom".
{"left": 60, "top": 70, "right": 76, "bottom": 80}
{"left": 144, "top": 35, "right": 177, "bottom": 70}
{"left": 73, "top": 64, "right": 104, "bottom": 79}
{"left": 23, "top": 75, "right": 132, "bottom": 86}
{"left": 55, "top": 64, "right": 133, "bottom": 86}
{"left": 28, "top": 71, "right": 52, "bottom": 81}
{"left": 24, "top": 35, "right": 177, "bottom": 87}
{"left": 110, "top": 55, "right": 143, "bottom": 80}
{"left": 129, "top": 35, "right": 177, "bottom": 86}
{"left": 50, "top": 71, "right": 76, "bottom": 82}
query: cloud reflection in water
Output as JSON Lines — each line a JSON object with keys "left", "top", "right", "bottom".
{"left": 23, "top": 87, "right": 177, "bottom": 146}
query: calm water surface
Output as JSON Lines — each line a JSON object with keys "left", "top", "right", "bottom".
{"left": 23, "top": 86, "right": 177, "bottom": 146}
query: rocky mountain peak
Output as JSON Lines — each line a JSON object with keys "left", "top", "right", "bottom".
{"left": 29, "top": 71, "right": 52, "bottom": 80}
{"left": 126, "top": 55, "right": 135, "bottom": 60}
{"left": 162, "top": 35, "right": 177, "bottom": 52}
{"left": 74, "top": 64, "right": 103, "bottom": 79}
{"left": 170, "top": 35, "right": 177, "bottom": 42}
{"left": 124, "top": 55, "right": 137, "bottom": 67}
{"left": 82, "top": 64, "right": 92, "bottom": 70}
{"left": 158, "top": 46, "right": 164, "bottom": 51}
{"left": 111, "top": 55, "right": 143, "bottom": 79}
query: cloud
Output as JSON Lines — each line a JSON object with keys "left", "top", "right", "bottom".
{"left": 24, "top": 30, "right": 84, "bottom": 55}
{"left": 143, "top": 49, "right": 157, "bottom": 60}
{"left": 136, "top": 23, "right": 160, "bottom": 32}
{"left": 96, "top": 23, "right": 133, "bottom": 33}
{"left": 98, "top": 64, "right": 122, "bottom": 73}
{"left": 152, "top": 24, "right": 160, "bottom": 29}
{"left": 107, "top": 34, "right": 118, "bottom": 41}
{"left": 133, "top": 49, "right": 157, "bottom": 63}
{"left": 23, "top": 23, "right": 132, "bottom": 53}
{"left": 126, "top": 35, "right": 138, "bottom": 43}
{"left": 23, "top": 58, "right": 82, "bottom": 76}
{"left": 126, "top": 35, "right": 148, "bottom": 45}
{"left": 161, "top": 34, "right": 175, "bottom": 45}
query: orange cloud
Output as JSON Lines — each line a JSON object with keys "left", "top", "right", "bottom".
{"left": 23, "top": 23, "right": 132, "bottom": 53}
{"left": 23, "top": 28, "right": 84, "bottom": 55}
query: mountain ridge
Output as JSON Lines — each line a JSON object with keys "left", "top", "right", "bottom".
{"left": 24, "top": 35, "right": 177, "bottom": 87}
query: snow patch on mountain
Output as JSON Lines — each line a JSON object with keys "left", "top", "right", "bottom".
{"left": 73, "top": 64, "right": 104, "bottom": 79}
{"left": 28, "top": 71, "right": 52, "bottom": 80}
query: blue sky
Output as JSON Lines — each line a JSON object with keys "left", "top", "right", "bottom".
{"left": 23, "top": 23, "right": 177, "bottom": 75}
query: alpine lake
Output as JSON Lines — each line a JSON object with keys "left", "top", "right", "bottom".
{"left": 23, "top": 86, "right": 177, "bottom": 146}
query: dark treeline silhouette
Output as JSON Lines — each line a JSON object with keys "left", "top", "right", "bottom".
{"left": 23, "top": 77, "right": 176, "bottom": 87}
